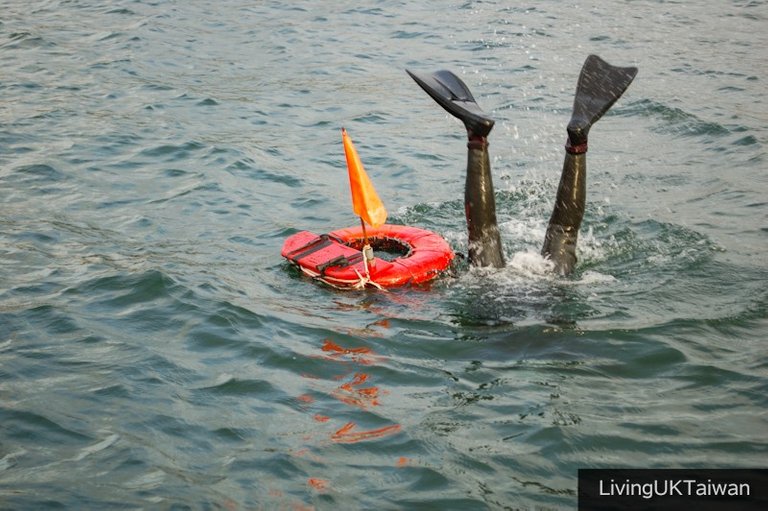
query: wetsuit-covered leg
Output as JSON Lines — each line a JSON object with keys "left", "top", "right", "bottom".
{"left": 542, "top": 55, "right": 638, "bottom": 275}
{"left": 542, "top": 146, "right": 587, "bottom": 275}
{"left": 407, "top": 69, "right": 505, "bottom": 268}
{"left": 466, "top": 136, "right": 504, "bottom": 267}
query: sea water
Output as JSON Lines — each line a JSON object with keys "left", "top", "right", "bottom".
{"left": 1, "top": 1, "right": 766, "bottom": 509}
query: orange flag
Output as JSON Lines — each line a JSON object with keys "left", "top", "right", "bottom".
{"left": 342, "top": 128, "right": 387, "bottom": 228}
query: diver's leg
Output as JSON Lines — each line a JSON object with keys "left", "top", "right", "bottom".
{"left": 541, "top": 146, "right": 586, "bottom": 275}
{"left": 542, "top": 55, "right": 637, "bottom": 275}
{"left": 407, "top": 69, "right": 504, "bottom": 267}
{"left": 466, "top": 136, "right": 505, "bottom": 268}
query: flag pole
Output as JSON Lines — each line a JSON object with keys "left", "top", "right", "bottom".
{"left": 360, "top": 217, "right": 374, "bottom": 269}
{"left": 360, "top": 217, "right": 368, "bottom": 246}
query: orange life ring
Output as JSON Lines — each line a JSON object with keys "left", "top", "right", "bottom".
{"left": 281, "top": 224, "right": 454, "bottom": 289}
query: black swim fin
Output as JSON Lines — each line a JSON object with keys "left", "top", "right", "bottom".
{"left": 566, "top": 55, "right": 638, "bottom": 148}
{"left": 406, "top": 69, "right": 495, "bottom": 138}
